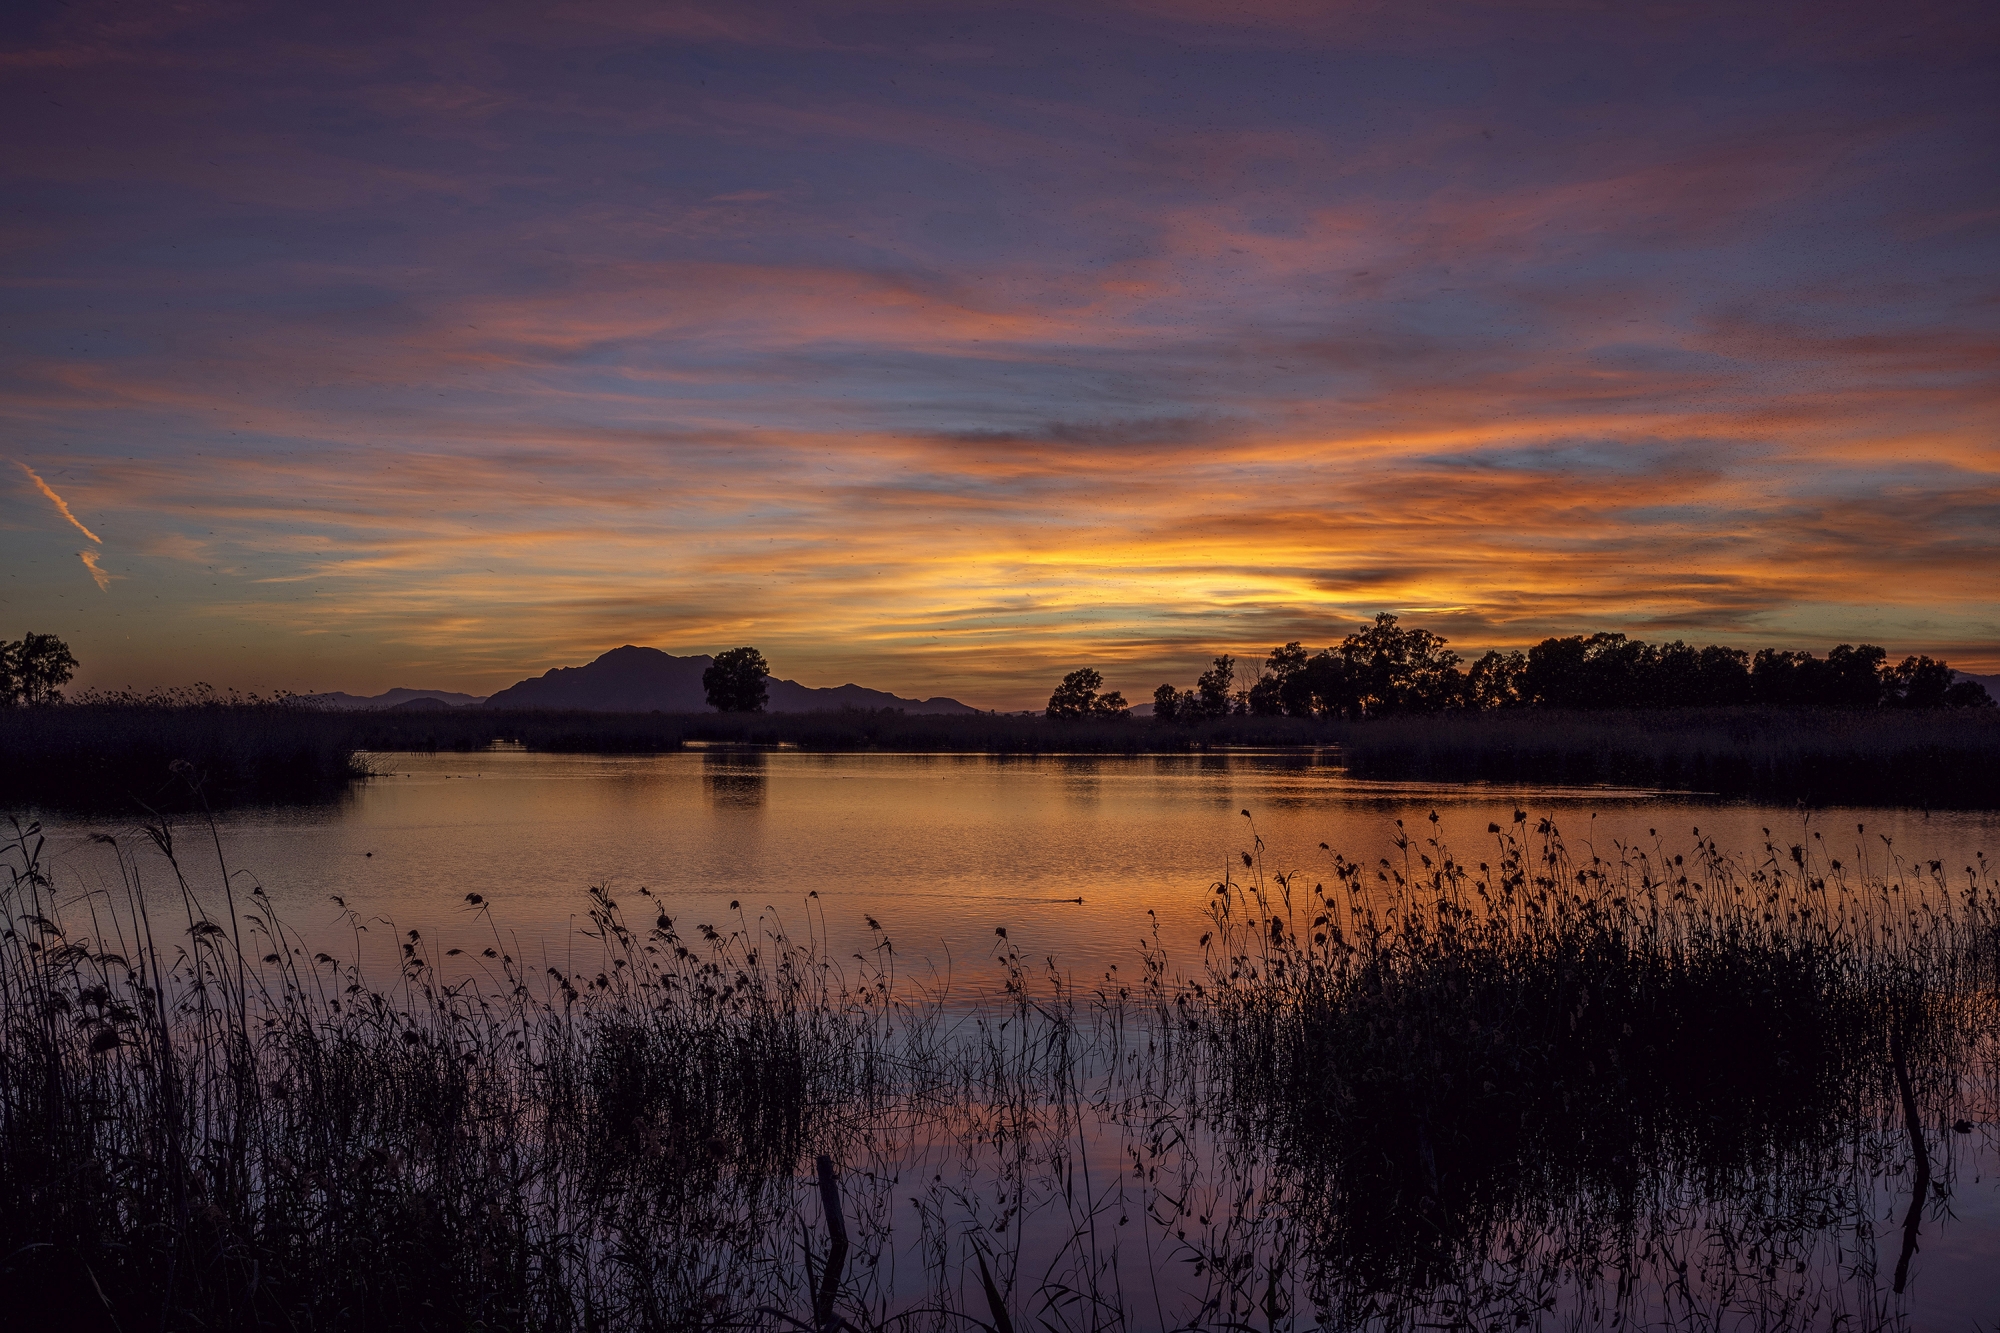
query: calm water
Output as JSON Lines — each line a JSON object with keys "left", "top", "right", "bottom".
{"left": 30, "top": 747, "right": 2000, "bottom": 984}
{"left": 20, "top": 749, "right": 2000, "bottom": 1328}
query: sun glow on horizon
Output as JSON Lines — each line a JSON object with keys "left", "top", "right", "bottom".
{"left": 0, "top": 2, "right": 1993, "bottom": 704}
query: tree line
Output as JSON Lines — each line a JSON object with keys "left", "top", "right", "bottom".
{"left": 1128, "top": 615, "right": 1994, "bottom": 721}
{"left": 7, "top": 628, "right": 1989, "bottom": 723}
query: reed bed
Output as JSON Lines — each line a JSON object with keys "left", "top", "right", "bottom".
{"left": 1328, "top": 707, "right": 2000, "bottom": 807}
{"left": 0, "top": 695, "right": 367, "bottom": 811}
{"left": 0, "top": 704, "right": 1340, "bottom": 812}
{"left": 0, "top": 815, "right": 885, "bottom": 1328}
{"left": 3, "top": 807, "right": 1997, "bottom": 1331}
{"left": 9, "top": 701, "right": 1998, "bottom": 812}
{"left": 1196, "top": 811, "right": 2000, "bottom": 1326}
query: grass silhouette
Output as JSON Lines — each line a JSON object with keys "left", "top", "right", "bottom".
{"left": 1330, "top": 707, "right": 2000, "bottom": 807}
{"left": 4, "top": 794, "right": 1997, "bottom": 1330}
{"left": 7, "top": 698, "right": 2000, "bottom": 811}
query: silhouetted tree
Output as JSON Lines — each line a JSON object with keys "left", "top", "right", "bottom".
{"left": 1047, "top": 668, "right": 1100, "bottom": 719}
{"left": 1946, "top": 678, "right": 1997, "bottom": 708}
{"left": 1889, "top": 655, "right": 1954, "bottom": 708}
{"left": 1692, "top": 644, "right": 1753, "bottom": 705}
{"left": 1301, "top": 650, "right": 1357, "bottom": 718}
{"left": 1339, "top": 614, "right": 1463, "bottom": 714}
{"left": 1825, "top": 644, "right": 1888, "bottom": 708}
{"left": 1195, "top": 655, "right": 1234, "bottom": 718}
{"left": 1522, "top": 634, "right": 1632, "bottom": 708}
{"left": 1747, "top": 644, "right": 1893, "bottom": 709}
{"left": 1523, "top": 636, "right": 1590, "bottom": 708}
{"left": 4, "top": 633, "right": 77, "bottom": 707}
{"left": 1255, "top": 641, "right": 1312, "bottom": 716}
{"left": 702, "top": 646, "right": 770, "bottom": 713}
{"left": 1047, "top": 668, "right": 1127, "bottom": 719}
{"left": 1519, "top": 633, "right": 1752, "bottom": 709}
{"left": 1466, "top": 650, "right": 1526, "bottom": 710}
{"left": 1244, "top": 678, "right": 1278, "bottom": 715}
{"left": 1615, "top": 641, "right": 1750, "bottom": 707}
{"left": 1160, "top": 617, "right": 1985, "bottom": 718}
{"left": 1749, "top": 648, "right": 1816, "bottom": 706}
{"left": 1886, "top": 655, "right": 1992, "bottom": 709}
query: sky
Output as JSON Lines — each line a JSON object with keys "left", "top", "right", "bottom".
{"left": 2, "top": 0, "right": 1995, "bottom": 709}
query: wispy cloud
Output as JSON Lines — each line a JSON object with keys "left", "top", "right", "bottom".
{"left": 78, "top": 549, "right": 116, "bottom": 591}
{"left": 0, "top": 0, "right": 1994, "bottom": 695}
{"left": 14, "top": 461, "right": 103, "bottom": 544}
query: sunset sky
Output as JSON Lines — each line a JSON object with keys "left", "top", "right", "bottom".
{"left": 2, "top": 0, "right": 1995, "bottom": 708}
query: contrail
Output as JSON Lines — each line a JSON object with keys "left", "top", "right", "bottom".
{"left": 79, "top": 549, "right": 115, "bottom": 591}
{"left": 14, "top": 460, "right": 102, "bottom": 543}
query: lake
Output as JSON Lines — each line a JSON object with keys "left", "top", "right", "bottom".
{"left": 31, "top": 746, "right": 1999, "bottom": 984}
{"left": 18, "top": 747, "right": 2000, "bottom": 1330}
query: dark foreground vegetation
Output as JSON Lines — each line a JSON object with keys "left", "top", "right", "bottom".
{"left": 0, "top": 691, "right": 373, "bottom": 810}
{"left": 4, "top": 807, "right": 1997, "bottom": 1330}
{"left": 1334, "top": 706, "right": 2000, "bottom": 808}
{"left": 7, "top": 693, "right": 2000, "bottom": 812}
{"left": 0, "top": 695, "right": 1342, "bottom": 811}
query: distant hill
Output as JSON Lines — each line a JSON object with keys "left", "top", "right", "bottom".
{"left": 305, "top": 687, "right": 488, "bottom": 710}
{"left": 386, "top": 696, "right": 456, "bottom": 712}
{"left": 481, "top": 645, "right": 980, "bottom": 715}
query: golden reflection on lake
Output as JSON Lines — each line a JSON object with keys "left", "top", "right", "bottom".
{"left": 34, "top": 749, "right": 2000, "bottom": 987}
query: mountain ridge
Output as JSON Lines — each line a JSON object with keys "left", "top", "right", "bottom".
{"left": 305, "top": 687, "right": 490, "bottom": 710}
{"left": 481, "top": 645, "right": 980, "bottom": 714}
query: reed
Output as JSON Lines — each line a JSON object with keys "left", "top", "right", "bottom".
{"left": 0, "top": 812, "right": 886, "bottom": 1329}
{"left": 1195, "top": 810, "right": 1997, "bottom": 1322}
{"left": 1, "top": 700, "right": 1354, "bottom": 812}
{"left": 9, "top": 700, "right": 1998, "bottom": 812}
{"left": 3, "top": 802, "right": 1995, "bottom": 1330}
{"left": 340, "top": 706, "right": 1340, "bottom": 756}
{"left": 1327, "top": 705, "right": 2000, "bottom": 807}
{"left": 0, "top": 692, "right": 367, "bottom": 811}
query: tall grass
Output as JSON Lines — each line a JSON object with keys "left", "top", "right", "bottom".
{"left": 1196, "top": 810, "right": 1998, "bottom": 1324}
{"left": 1328, "top": 706, "right": 2000, "bottom": 807}
{"left": 0, "top": 703, "right": 1343, "bottom": 812}
{"left": 0, "top": 814, "right": 884, "bottom": 1329}
{"left": 347, "top": 706, "right": 1338, "bottom": 757}
{"left": 4, "top": 804, "right": 1997, "bottom": 1330}
{"left": 9, "top": 701, "right": 1999, "bottom": 811}
{"left": 0, "top": 692, "right": 367, "bottom": 811}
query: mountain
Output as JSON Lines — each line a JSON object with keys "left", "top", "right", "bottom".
{"left": 763, "top": 679, "right": 978, "bottom": 713}
{"left": 305, "top": 687, "right": 488, "bottom": 710}
{"left": 481, "top": 646, "right": 979, "bottom": 714}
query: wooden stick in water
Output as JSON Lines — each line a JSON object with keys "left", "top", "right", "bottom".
{"left": 814, "top": 1155, "right": 849, "bottom": 1333}
{"left": 1890, "top": 1013, "right": 1932, "bottom": 1295}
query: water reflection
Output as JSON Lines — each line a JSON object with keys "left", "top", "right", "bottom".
{"left": 11, "top": 758, "right": 2000, "bottom": 1328}
{"left": 29, "top": 750, "right": 2000, "bottom": 993}
{"left": 702, "top": 748, "right": 767, "bottom": 809}
{"left": 761, "top": 821, "right": 2000, "bottom": 1331}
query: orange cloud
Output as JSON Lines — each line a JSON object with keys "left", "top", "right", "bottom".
{"left": 78, "top": 549, "right": 116, "bottom": 591}
{"left": 15, "top": 460, "right": 102, "bottom": 543}
{"left": 2, "top": 0, "right": 1994, "bottom": 697}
